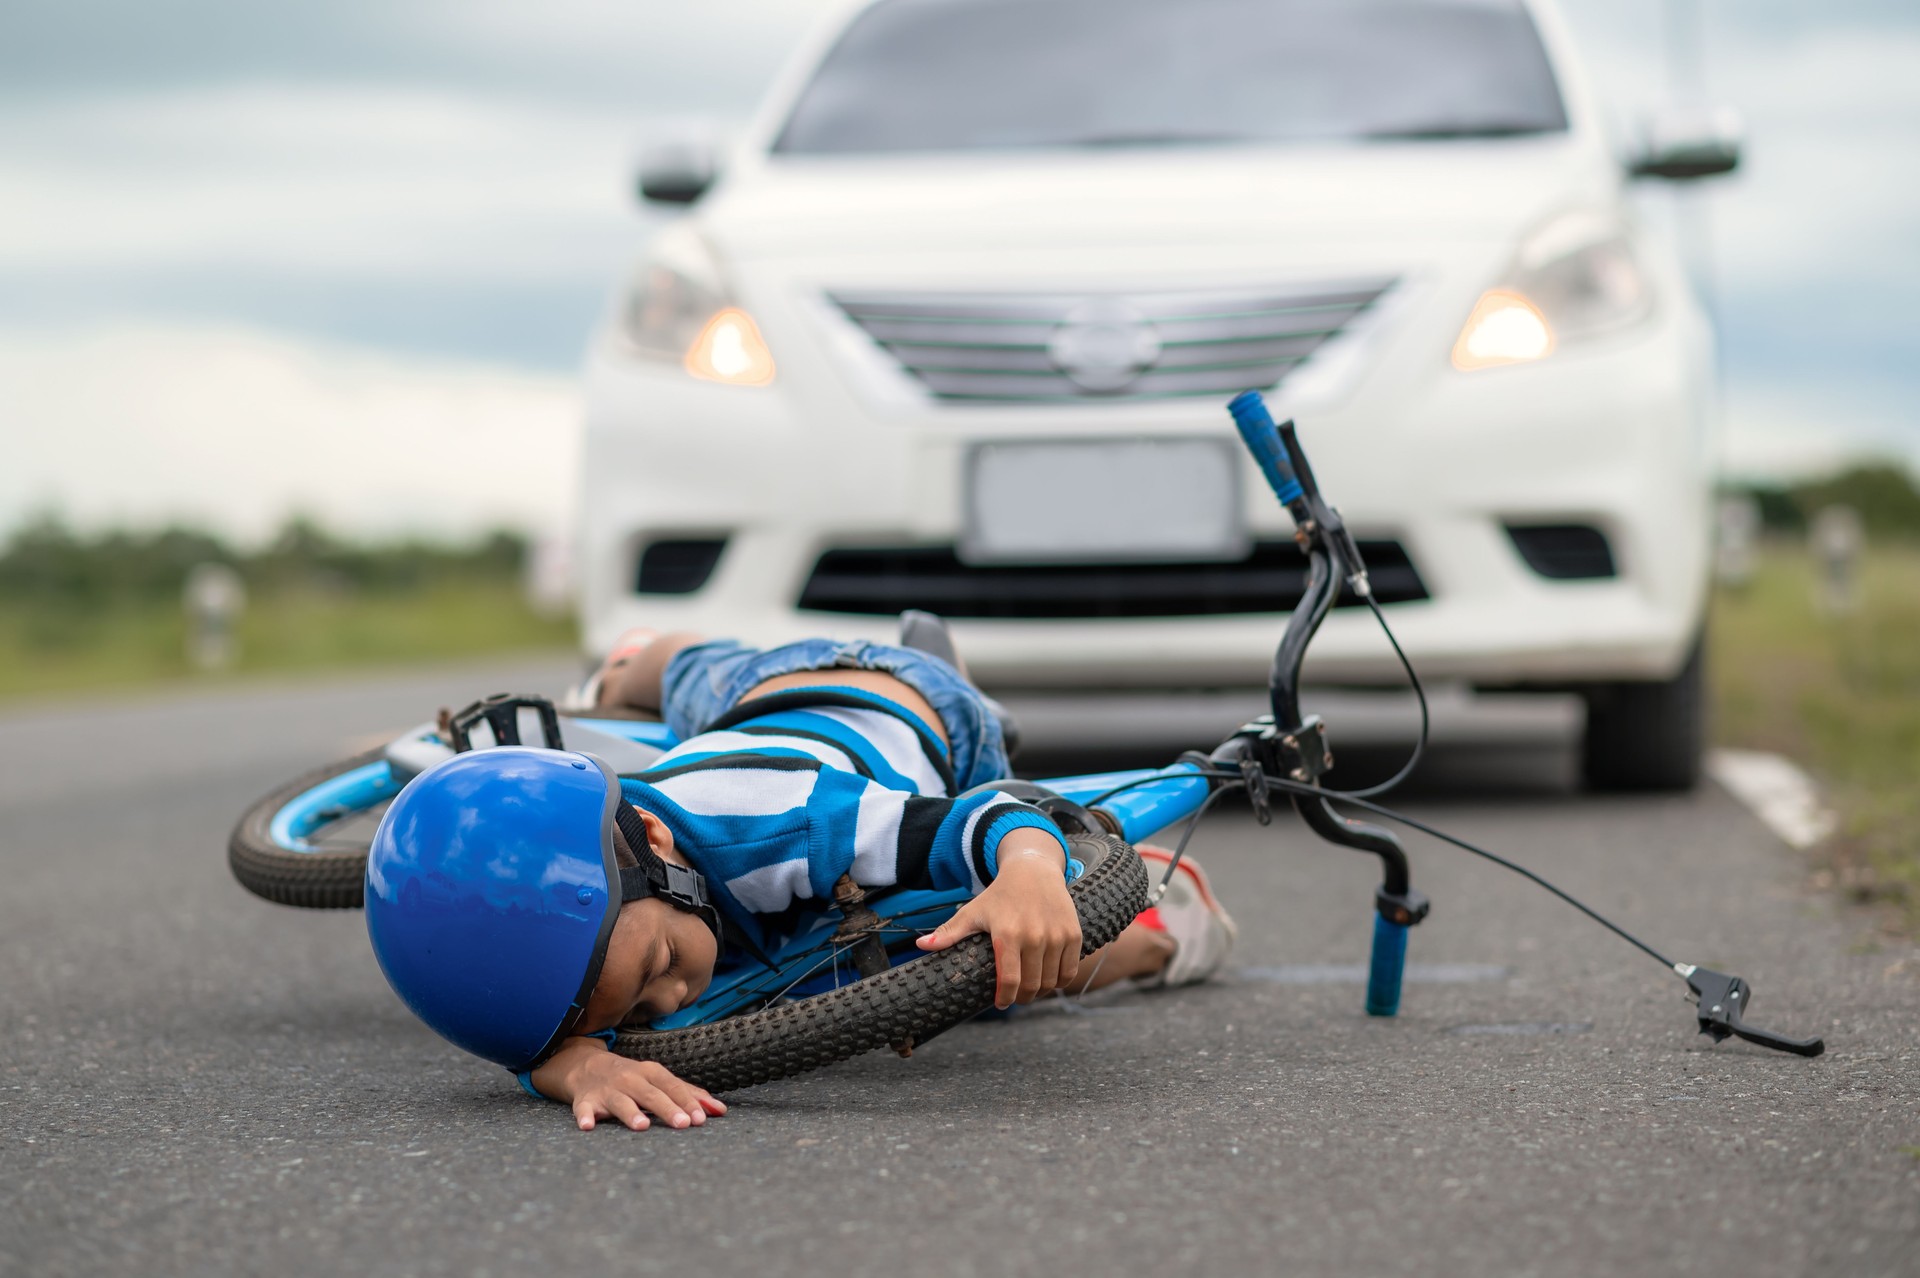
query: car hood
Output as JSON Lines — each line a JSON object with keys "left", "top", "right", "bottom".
{"left": 702, "top": 139, "right": 1616, "bottom": 261}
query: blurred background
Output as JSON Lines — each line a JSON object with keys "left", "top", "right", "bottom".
{"left": 4, "top": 1, "right": 1914, "bottom": 547}
{"left": 1, "top": 0, "right": 1915, "bottom": 910}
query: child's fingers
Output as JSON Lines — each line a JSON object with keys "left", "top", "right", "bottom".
{"left": 1016, "top": 939, "right": 1046, "bottom": 1003}
{"left": 1058, "top": 945, "right": 1081, "bottom": 990}
{"left": 649, "top": 1072, "right": 712, "bottom": 1126}
{"left": 1036, "top": 943, "right": 1064, "bottom": 1000}
{"left": 627, "top": 1081, "right": 696, "bottom": 1130}
{"left": 993, "top": 934, "right": 1021, "bottom": 1008}
{"left": 574, "top": 1092, "right": 650, "bottom": 1132}
{"left": 916, "top": 903, "right": 985, "bottom": 952}
{"left": 605, "top": 1092, "right": 650, "bottom": 1131}
{"left": 696, "top": 1092, "right": 728, "bottom": 1116}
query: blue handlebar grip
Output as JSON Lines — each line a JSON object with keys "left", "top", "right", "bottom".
{"left": 1365, "top": 913, "right": 1409, "bottom": 1017}
{"left": 1226, "top": 390, "right": 1305, "bottom": 507}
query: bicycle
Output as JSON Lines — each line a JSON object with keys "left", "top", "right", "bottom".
{"left": 229, "top": 391, "right": 1823, "bottom": 1092}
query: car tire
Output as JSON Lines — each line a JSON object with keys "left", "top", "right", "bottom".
{"left": 1581, "top": 637, "right": 1705, "bottom": 792}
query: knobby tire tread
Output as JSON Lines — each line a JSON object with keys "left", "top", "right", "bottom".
{"left": 613, "top": 832, "right": 1150, "bottom": 1093}
{"left": 228, "top": 749, "right": 384, "bottom": 909}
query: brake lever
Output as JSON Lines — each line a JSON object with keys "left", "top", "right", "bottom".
{"left": 1680, "top": 965, "right": 1825, "bottom": 1057}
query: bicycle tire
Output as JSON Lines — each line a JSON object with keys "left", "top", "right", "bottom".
{"left": 228, "top": 749, "right": 386, "bottom": 909}
{"left": 613, "top": 831, "right": 1150, "bottom": 1093}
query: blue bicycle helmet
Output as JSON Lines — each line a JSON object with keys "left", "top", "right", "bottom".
{"left": 365, "top": 746, "right": 717, "bottom": 1071}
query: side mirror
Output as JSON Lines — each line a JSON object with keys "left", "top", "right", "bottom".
{"left": 1629, "top": 107, "right": 1743, "bottom": 181}
{"left": 638, "top": 140, "right": 718, "bottom": 206}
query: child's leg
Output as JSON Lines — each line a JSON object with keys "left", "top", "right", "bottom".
{"left": 1062, "top": 846, "right": 1239, "bottom": 993}
{"left": 1065, "top": 921, "right": 1177, "bottom": 992}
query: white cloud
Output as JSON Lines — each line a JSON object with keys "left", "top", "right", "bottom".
{"left": 0, "top": 0, "right": 824, "bottom": 110}
{"left": 1708, "top": 29, "right": 1920, "bottom": 294}
{"left": 401, "top": 0, "right": 826, "bottom": 98}
{"left": 0, "top": 84, "right": 643, "bottom": 284}
{"left": 0, "top": 324, "right": 579, "bottom": 541}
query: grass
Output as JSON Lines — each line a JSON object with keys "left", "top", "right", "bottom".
{"left": 1710, "top": 544, "right": 1920, "bottom": 931}
{"left": 0, "top": 581, "right": 576, "bottom": 704}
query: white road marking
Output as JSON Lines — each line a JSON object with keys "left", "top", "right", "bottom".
{"left": 1237, "top": 963, "right": 1509, "bottom": 985}
{"left": 1706, "top": 748, "right": 1838, "bottom": 850}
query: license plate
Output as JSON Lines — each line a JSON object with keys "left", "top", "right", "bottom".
{"left": 961, "top": 438, "right": 1247, "bottom": 564}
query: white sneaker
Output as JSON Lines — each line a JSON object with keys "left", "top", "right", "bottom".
{"left": 1131, "top": 846, "right": 1238, "bottom": 989}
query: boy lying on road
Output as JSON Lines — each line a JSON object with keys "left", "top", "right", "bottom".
{"left": 365, "top": 627, "right": 1236, "bottom": 1132}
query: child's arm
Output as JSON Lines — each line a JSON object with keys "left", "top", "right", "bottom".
{"left": 528, "top": 1037, "right": 728, "bottom": 1132}
{"left": 913, "top": 825, "right": 1081, "bottom": 1008}
{"left": 636, "top": 767, "right": 1086, "bottom": 1005}
{"left": 802, "top": 774, "right": 1081, "bottom": 1004}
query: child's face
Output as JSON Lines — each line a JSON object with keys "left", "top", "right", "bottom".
{"left": 578, "top": 808, "right": 719, "bottom": 1033}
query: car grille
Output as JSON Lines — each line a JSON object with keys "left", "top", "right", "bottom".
{"left": 796, "top": 540, "right": 1427, "bottom": 619}
{"left": 831, "top": 280, "right": 1395, "bottom": 403}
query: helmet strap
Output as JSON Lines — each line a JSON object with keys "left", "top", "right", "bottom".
{"left": 613, "top": 801, "right": 722, "bottom": 941}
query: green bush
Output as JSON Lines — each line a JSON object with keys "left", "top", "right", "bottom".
{"left": 1733, "top": 461, "right": 1920, "bottom": 540}
{"left": 0, "top": 513, "right": 532, "bottom": 605}
{"left": 0, "top": 514, "right": 572, "bottom": 702}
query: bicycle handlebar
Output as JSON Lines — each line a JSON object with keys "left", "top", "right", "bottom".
{"left": 1225, "top": 389, "right": 1420, "bottom": 1018}
{"left": 1227, "top": 390, "right": 1309, "bottom": 515}
{"left": 1214, "top": 390, "right": 1819, "bottom": 1055}
{"left": 1367, "top": 915, "right": 1410, "bottom": 1017}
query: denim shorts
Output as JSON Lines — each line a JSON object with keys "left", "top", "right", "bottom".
{"left": 659, "top": 638, "right": 1010, "bottom": 793}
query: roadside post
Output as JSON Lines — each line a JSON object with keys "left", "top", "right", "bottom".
{"left": 1714, "top": 493, "right": 1760, "bottom": 588}
{"left": 183, "top": 562, "right": 246, "bottom": 670}
{"left": 1810, "top": 505, "right": 1862, "bottom": 616}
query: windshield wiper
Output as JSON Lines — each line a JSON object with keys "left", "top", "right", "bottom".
{"left": 1358, "top": 125, "right": 1557, "bottom": 141}
{"left": 1060, "top": 131, "right": 1249, "bottom": 148}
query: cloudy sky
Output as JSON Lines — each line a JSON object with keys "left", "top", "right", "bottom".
{"left": 1, "top": 0, "right": 1914, "bottom": 540}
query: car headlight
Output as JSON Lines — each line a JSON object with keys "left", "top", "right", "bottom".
{"left": 1452, "top": 211, "right": 1652, "bottom": 372}
{"left": 619, "top": 227, "right": 776, "bottom": 386}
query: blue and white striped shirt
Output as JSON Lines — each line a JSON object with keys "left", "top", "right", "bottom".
{"left": 620, "top": 687, "right": 1065, "bottom": 937}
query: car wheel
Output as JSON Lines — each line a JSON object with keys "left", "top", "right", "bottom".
{"left": 1581, "top": 636, "right": 1705, "bottom": 792}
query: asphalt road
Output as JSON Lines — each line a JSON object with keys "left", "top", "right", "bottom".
{"left": 3, "top": 660, "right": 1916, "bottom": 1278}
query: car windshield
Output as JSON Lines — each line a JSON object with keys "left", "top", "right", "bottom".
{"left": 775, "top": 0, "right": 1567, "bottom": 155}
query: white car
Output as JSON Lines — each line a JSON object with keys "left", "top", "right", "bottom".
{"left": 578, "top": 0, "right": 1739, "bottom": 790}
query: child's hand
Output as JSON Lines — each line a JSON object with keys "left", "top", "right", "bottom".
{"left": 529, "top": 1037, "right": 728, "bottom": 1131}
{"left": 915, "top": 830, "right": 1080, "bottom": 1008}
